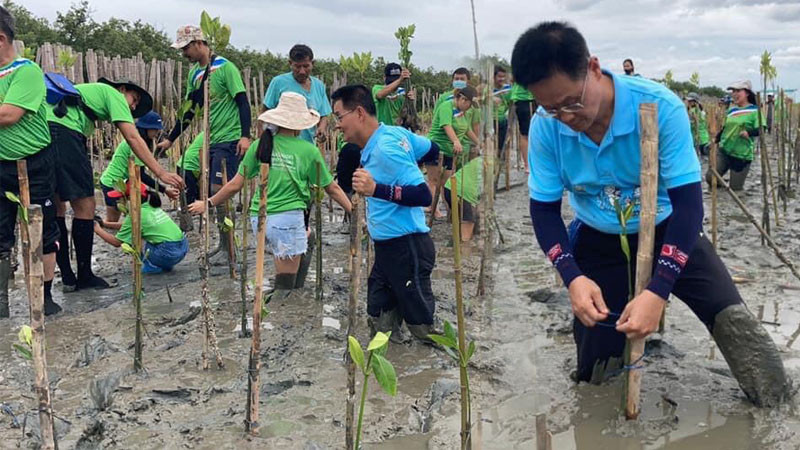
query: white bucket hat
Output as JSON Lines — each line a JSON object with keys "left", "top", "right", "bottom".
{"left": 727, "top": 80, "right": 752, "bottom": 92}
{"left": 257, "top": 92, "right": 320, "bottom": 131}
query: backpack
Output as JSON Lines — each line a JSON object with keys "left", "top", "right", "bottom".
{"left": 43, "top": 72, "right": 98, "bottom": 121}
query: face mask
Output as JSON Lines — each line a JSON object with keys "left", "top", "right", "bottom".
{"left": 453, "top": 80, "right": 468, "bottom": 89}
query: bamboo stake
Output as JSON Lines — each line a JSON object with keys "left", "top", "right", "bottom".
{"left": 710, "top": 167, "right": 800, "bottom": 282}
{"left": 451, "top": 175, "right": 471, "bottom": 449}
{"left": 239, "top": 178, "right": 251, "bottom": 338}
{"left": 708, "top": 105, "right": 719, "bottom": 248}
{"left": 221, "top": 160, "right": 237, "bottom": 280}
{"left": 535, "top": 413, "right": 552, "bottom": 450}
{"left": 245, "top": 163, "right": 270, "bottom": 434}
{"left": 199, "top": 71, "right": 224, "bottom": 370}
{"left": 23, "top": 205, "right": 57, "bottom": 450}
{"left": 624, "top": 103, "right": 659, "bottom": 420}
{"left": 16, "top": 161, "right": 31, "bottom": 288}
{"left": 427, "top": 154, "right": 445, "bottom": 227}
{"left": 345, "top": 194, "right": 362, "bottom": 450}
{"left": 315, "top": 161, "right": 323, "bottom": 302}
{"left": 128, "top": 158, "right": 144, "bottom": 372}
{"left": 757, "top": 94, "right": 779, "bottom": 229}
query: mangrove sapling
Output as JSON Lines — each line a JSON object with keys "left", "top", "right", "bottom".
{"left": 347, "top": 331, "right": 398, "bottom": 450}
{"left": 395, "top": 24, "right": 421, "bottom": 132}
{"left": 127, "top": 158, "right": 145, "bottom": 372}
{"left": 345, "top": 195, "right": 363, "bottom": 450}
{"left": 238, "top": 178, "right": 251, "bottom": 338}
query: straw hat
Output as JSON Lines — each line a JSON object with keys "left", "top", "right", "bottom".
{"left": 257, "top": 92, "right": 320, "bottom": 130}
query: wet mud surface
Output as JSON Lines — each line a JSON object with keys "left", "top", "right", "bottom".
{"left": 3, "top": 151, "right": 800, "bottom": 449}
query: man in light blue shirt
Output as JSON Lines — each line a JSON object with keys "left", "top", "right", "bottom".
{"left": 331, "top": 84, "right": 441, "bottom": 343}
{"left": 511, "top": 21, "right": 788, "bottom": 405}
{"left": 262, "top": 44, "right": 331, "bottom": 143}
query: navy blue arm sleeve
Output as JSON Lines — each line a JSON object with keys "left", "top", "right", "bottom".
{"left": 373, "top": 182, "right": 432, "bottom": 207}
{"left": 234, "top": 92, "right": 252, "bottom": 138}
{"left": 530, "top": 198, "right": 582, "bottom": 287}
{"left": 646, "top": 182, "right": 704, "bottom": 300}
{"left": 418, "top": 141, "right": 440, "bottom": 165}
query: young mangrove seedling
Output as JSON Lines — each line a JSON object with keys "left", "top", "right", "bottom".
{"left": 347, "top": 331, "right": 398, "bottom": 450}
{"left": 12, "top": 325, "right": 33, "bottom": 361}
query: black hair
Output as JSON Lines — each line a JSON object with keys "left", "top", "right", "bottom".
{"left": 494, "top": 65, "right": 507, "bottom": 76}
{"left": 137, "top": 127, "right": 154, "bottom": 148}
{"left": 257, "top": 132, "right": 274, "bottom": 165}
{"left": 457, "top": 86, "right": 478, "bottom": 103}
{"left": 145, "top": 189, "right": 161, "bottom": 208}
{"left": 331, "top": 84, "right": 377, "bottom": 117}
{"left": 289, "top": 44, "right": 314, "bottom": 62}
{"left": 746, "top": 90, "right": 757, "bottom": 106}
{"left": 511, "top": 21, "right": 590, "bottom": 88}
{"left": 453, "top": 67, "right": 471, "bottom": 80}
{"left": 0, "top": 6, "right": 15, "bottom": 41}
{"left": 623, "top": 58, "right": 634, "bottom": 66}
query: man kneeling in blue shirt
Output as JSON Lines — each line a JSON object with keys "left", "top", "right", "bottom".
{"left": 512, "top": 22, "right": 789, "bottom": 406}
{"left": 331, "top": 85, "right": 441, "bottom": 343}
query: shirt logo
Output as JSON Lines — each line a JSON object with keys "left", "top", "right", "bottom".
{"left": 400, "top": 137, "right": 411, "bottom": 153}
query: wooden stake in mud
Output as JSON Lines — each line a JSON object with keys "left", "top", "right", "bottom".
{"left": 128, "top": 158, "right": 144, "bottom": 372}
{"left": 427, "top": 154, "right": 445, "bottom": 227}
{"left": 239, "top": 178, "right": 251, "bottom": 338}
{"left": 345, "top": 194, "right": 363, "bottom": 450}
{"left": 315, "top": 161, "right": 323, "bottom": 302}
{"left": 221, "top": 160, "right": 237, "bottom": 280}
{"left": 756, "top": 94, "right": 777, "bottom": 242}
{"left": 245, "top": 163, "right": 269, "bottom": 434}
{"left": 708, "top": 105, "right": 719, "bottom": 248}
{"left": 199, "top": 75, "right": 224, "bottom": 370}
{"left": 450, "top": 175, "right": 472, "bottom": 448}
{"left": 16, "top": 161, "right": 31, "bottom": 287}
{"left": 624, "top": 103, "right": 659, "bottom": 420}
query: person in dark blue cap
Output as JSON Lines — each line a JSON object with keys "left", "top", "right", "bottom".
{"left": 98, "top": 111, "right": 179, "bottom": 223}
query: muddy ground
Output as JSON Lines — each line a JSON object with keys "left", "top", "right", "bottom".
{"left": 2, "top": 145, "right": 800, "bottom": 450}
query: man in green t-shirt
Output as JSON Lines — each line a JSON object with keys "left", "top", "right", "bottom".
{"left": 0, "top": 6, "right": 61, "bottom": 316}
{"left": 509, "top": 82, "right": 536, "bottom": 173}
{"left": 176, "top": 131, "right": 204, "bottom": 204}
{"left": 492, "top": 66, "right": 512, "bottom": 159}
{"left": 372, "top": 63, "right": 416, "bottom": 126}
{"left": 435, "top": 67, "right": 480, "bottom": 155}
{"left": 158, "top": 25, "right": 252, "bottom": 265}
{"left": 48, "top": 77, "right": 183, "bottom": 292}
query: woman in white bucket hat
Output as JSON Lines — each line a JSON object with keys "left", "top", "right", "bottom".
{"left": 189, "top": 92, "right": 352, "bottom": 297}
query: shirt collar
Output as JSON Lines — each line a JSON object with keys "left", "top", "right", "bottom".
{"left": 557, "top": 69, "right": 635, "bottom": 139}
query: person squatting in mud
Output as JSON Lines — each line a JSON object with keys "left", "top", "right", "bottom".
{"left": 331, "top": 84, "right": 442, "bottom": 342}
{"left": 512, "top": 21, "right": 790, "bottom": 406}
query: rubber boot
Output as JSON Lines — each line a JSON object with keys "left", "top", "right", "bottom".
{"left": 294, "top": 229, "right": 315, "bottom": 289}
{"left": 269, "top": 273, "right": 296, "bottom": 302}
{"left": 712, "top": 304, "right": 791, "bottom": 407}
{"left": 367, "top": 308, "right": 410, "bottom": 344}
{"left": 73, "top": 218, "right": 111, "bottom": 290}
{"left": 56, "top": 217, "right": 77, "bottom": 292}
{"left": 407, "top": 323, "right": 437, "bottom": 345}
{"left": 43, "top": 280, "right": 61, "bottom": 316}
{"left": 209, "top": 206, "right": 233, "bottom": 267}
{"left": 0, "top": 256, "right": 11, "bottom": 318}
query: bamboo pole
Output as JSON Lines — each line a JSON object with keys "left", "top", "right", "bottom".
{"left": 239, "top": 178, "right": 251, "bottom": 338}
{"left": 128, "top": 158, "right": 144, "bottom": 372}
{"left": 708, "top": 105, "right": 719, "bottom": 248}
{"left": 451, "top": 175, "right": 471, "bottom": 449}
{"left": 535, "top": 413, "right": 552, "bottom": 450}
{"left": 24, "top": 205, "right": 57, "bottom": 450}
{"left": 16, "top": 161, "right": 31, "bottom": 289}
{"left": 345, "top": 194, "right": 362, "bottom": 450}
{"left": 199, "top": 72, "right": 224, "bottom": 370}
{"left": 757, "top": 94, "right": 779, "bottom": 229}
{"left": 315, "top": 161, "right": 323, "bottom": 302}
{"left": 710, "top": 167, "right": 800, "bottom": 282}
{"left": 624, "top": 103, "right": 659, "bottom": 420}
{"left": 427, "top": 154, "right": 445, "bottom": 227}
{"left": 221, "top": 160, "right": 237, "bottom": 280}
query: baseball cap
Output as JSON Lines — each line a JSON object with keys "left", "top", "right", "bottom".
{"left": 384, "top": 63, "right": 402, "bottom": 84}
{"left": 171, "top": 25, "right": 204, "bottom": 49}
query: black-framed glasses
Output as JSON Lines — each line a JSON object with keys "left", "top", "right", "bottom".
{"left": 333, "top": 109, "right": 355, "bottom": 122}
{"left": 536, "top": 71, "right": 589, "bottom": 118}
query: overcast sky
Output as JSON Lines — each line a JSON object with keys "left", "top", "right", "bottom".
{"left": 19, "top": 0, "right": 800, "bottom": 95}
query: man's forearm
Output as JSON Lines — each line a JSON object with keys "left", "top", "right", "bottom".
{"left": 530, "top": 198, "right": 582, "bottom": 287}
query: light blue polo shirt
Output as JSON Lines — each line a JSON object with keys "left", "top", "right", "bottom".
{"left": 263, "top": 72, "right": 332, "bottom": 143}
{"left": 361, "top": 124, "right": 432, "bottom": 241}
{"left": 528, "top": 70, "right": 701, "bottom": 234}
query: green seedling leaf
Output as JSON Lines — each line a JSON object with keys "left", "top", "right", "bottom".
{"left": 200, "top": 11, "right": 213, "bottom": 37}
{"left": 18, "top": 325, "right": 32, "bottom": 347}
{"left": 443, "top": 320, "right": 456, "bottom": 342}
{"left": 465, "top": 340, "right": 476, "bottom": 365}
{"left": 121, "top": 243, "right": 137, "bottom": 256}
{"left": 623, "top": 202, "right": 635, "bottom": 222}
{"left": 619, "top": 235, "right": 630, "bottom": 262}
{"left": 5, "top": 191, "right": 21, "bottom": 205}
{"left": 219, "top": 25, "right": 231, "bottom": 48}
{"left": 13, "top": 344, "right": 32, "bottom": 360}
{"left": 428, "top": 333, "right": 457, "bottom": 350}
{"left": 113, "top": 179, "right": 127, "bottom": 194}
{"left": 220, "top": 217, "right": 234, "bottom": 232}
{"left": 348, "top": 336, "right": 366, "bottom": 372}
{"left": 117, "top": 202, "right": 128, "bottom": 215}
{"left": 367, "top": 331, "right": 390, "bottom": 352}
{"left": 371, "top": 353, "right": 397, "bottom": 396}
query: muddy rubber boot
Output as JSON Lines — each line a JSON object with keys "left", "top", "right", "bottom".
{"left": 269, "top": 273, "right": 296, "bottom": 301}
{"left": 73, "top": 218, "right": 111, "bottom": 290}
{"left": 43, "top": 281, "right": 62, "bottom": 316}
{"left": 712, "top": 304, "right": 791, "bottom": 407}
{"left": 56, "top": 217, "right": 77, "bottom": 292}
{"left": 209, "top": 206, "right": 233, "bottom": 267}
{"left": 0, "top": 256, "right": 11, "bottom": 318}
{"left": 407, "top": 323, "right": 437, "bottom": 345}
{"left": 294, "top": 229, "right": 315, "bottom": 289}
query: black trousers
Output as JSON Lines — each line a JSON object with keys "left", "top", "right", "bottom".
{"left": 368, "top": 232, "right": 436, "bottom": 325}
{"left": 570, "top": 219, "right": 742, "bottom": 382}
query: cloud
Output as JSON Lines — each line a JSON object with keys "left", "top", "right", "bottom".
{"left": 554, "top": 0, "right": 599, "bottom": 11}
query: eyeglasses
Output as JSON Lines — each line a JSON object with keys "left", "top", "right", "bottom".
{"left": 333, "top": 109, "right": 355, "bottom": 123}
{"left": 536, "top": 71, "right": 589, "bottom": 118}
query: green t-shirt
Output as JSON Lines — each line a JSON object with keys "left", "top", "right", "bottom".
{"left": 720, "top": 105, "right": 762, "bottom": 161}
{"left": 372, "top": 84, "right": 405, "bottom": 125}
{"left": 47, "top": 83, "right": 134, "bottom": 137}
{"left": 492, "top": 84, "right": 512, "bottom": 122}
{"left": 184, "top": 57, "right": 246, "bottom": 145}
{"left": 0, "top": 58, "right": 51, "bottom": 161}
{"left": 444, "top": 156, "right": 494, "bottom": 206}
{"left": 238, "top": 134, "right": 333, "bottom": 215}
{"left": 177, "top": 132, "right": 203, "bottom": 173}
{"left": 116, "top": 203, "right": 184, "bottom": 245}
{"left": 509, "top": 83, "right": 534, "bottom": 102}
{"left": 99, "top": 141, "right": 144, "bottom": 188}
{"left": 688, "top": 106, "right": 709, "bottom": 146}
{"left": 427, "top": 99, "right": 472, "bottom": 157}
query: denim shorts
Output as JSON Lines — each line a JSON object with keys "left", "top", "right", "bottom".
{"left": 250, "top": 209, "right": 307, "bottom": 259}
{"left": 142, "top": 236, "right": 189, "bottom": 273}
